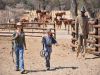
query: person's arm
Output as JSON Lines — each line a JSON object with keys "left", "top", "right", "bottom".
{"left": 23, "top": 33, "right": 27, "bottom": 50}
{"left": 12, "top": 32, "right": 18, "bottom": 40}
{"left": 51, "top": 37, "right": 59, "bottom": 46}
{"left": 42, "top": 36, "right": 46, "bottom": 44}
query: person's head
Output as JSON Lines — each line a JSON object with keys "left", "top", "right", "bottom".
{"left": 46, "top": 29, "right": 52, "bottom": 36}
{"left": 16, "top": 22, "right": 23, "bottom": 32}
{"left": 81, "top": 7, "right": 86, "bottom": 16}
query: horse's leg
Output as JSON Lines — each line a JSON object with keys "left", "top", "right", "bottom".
{"left": 45, "top": 23, "right": 47, "bottom": 27}
{"left": 65, "top": 24, "right": 67, "bottom": 30}
{"left": 71, "top": 24, "right": 73, "bottom": 33}
{"left": 60, "top": 25, "right": 61, "bottom": 29}
{"left": 57, "top": 25, "right": 59, "bottom": 29}
{"left": 68, "top": 25, "right": 70, "bottom": 34}
{"left": 70, "top": 24, "right": 71, "bottom": 33}
{"left": 57, "top": 24, "right": 59, "bottom": 29}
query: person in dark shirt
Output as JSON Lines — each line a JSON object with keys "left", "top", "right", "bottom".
{"left": 12, "top": 22, "right": 27, "bottom": 74}
{"left": 42, "top": 29, "right": 58, "bottom": 70}
{"left": 75, "top": 7, "right": 89, "bottom": 57}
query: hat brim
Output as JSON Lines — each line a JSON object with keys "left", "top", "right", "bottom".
{"left": 16, "top": 25, "right": 22, "bottom": 27}
{"left": 81, "top": 11, "right": 86, "bottom": 13}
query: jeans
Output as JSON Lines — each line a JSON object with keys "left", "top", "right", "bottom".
{"left": 45, "top": 51, "right": 51, "bottom": 68}
{"left": 15, "top": 46, "right": 24, "bottom": 71}
{"left": 44, "top": 46, "right": 52, "bottom": 68}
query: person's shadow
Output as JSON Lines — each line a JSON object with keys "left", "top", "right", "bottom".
{"left": 25, "top": 66, "right": 78, "bottom": 74}
{"left": 85, "top": 53, "right": 100, "bottom": 60}
{"left": 85, "top": 56, "right": 100, "bottom": 60}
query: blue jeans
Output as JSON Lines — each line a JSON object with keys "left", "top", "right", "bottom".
{"left": 44, "top": 46, "right": 52, "bottom": 68}
{"left": 45, "top": 51, "right": 51, "bottom": 68}
{"left": 15, "top": 46, "right": 24, "bottom": 71}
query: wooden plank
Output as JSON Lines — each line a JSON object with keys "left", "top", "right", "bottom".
{"left": 25, "top": 32, "right": 55, "bottom": 34}
{"left": 89, "top": 32, "right": 95, "bottom": 35}
{"left": 71, "top": 38, "right": 77, "bottom": 41}
{"left": 0, "top": 32, "right": 13, "bottom": 34}
{"left": 70, "top": 43, "right": 77, "bottom": 48}
{"left": 23, "top": 27, "right": 55, "bottom": 30}
{"left": 24, "top": 27, "right": 44, "bottom": 29}
{"left": 0, "top": 34, "right": 42, "bottom": 37}
{"left": 86, "top": 40, "right": 96, "bottom": 44}
{"left": 72, "top": 30, "right": 76, "bottom": 33}
{"left": 0, "top": 31, "right": 55, "bottom": 34}
{"left": 0, "top": 22, "right": 55, "bottom": 26}
{"left": 0, "top": 23, "right": 15, "bottom": 25}
{"left": 0, "top": 27, "right": 55, "bottom": 30}
{"left": 0, "top": 28, "right": 15, "bottom": 29}
{"left": 22, "top": 22, "right": 55, "bottom": 25}
{"left": 94, "top": 44, "right": 100, "bottom": 48}
{"left": 86, "top": 47, "right": 95, "bottom": 50}
{"left": 93, "top": 25, "right": 100, "bottom": 28}
{"left": 93, "top": 35, "right": 100, "bottom": 39}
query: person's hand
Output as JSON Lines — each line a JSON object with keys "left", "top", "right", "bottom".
{"left": 25, "top": 47, "right": 27, "bottom": 50}
{"left": 55, "top": 43, "right": 59, "bottom": 46}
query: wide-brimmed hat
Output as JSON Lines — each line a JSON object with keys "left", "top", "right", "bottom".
{"left": 16, "top": 22, "right": 22, "bottom": 26}
{"left": 81, "top": 7, "right": 86, "bottom": 13}
{"left": 46, "top": 28, "right": 52, "bottom": 33}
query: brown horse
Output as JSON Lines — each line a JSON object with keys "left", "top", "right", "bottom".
{"left": 54, "top": 17, "right": 62, "bottom": 29}
{"left": 61, "top": 18, "right": 75, "bottom": 33}
{"left": 35, "top": 10, "right": 52, "bottom": 28}
{"left": 55, "top": 12, "right": 66, "bottom": 18}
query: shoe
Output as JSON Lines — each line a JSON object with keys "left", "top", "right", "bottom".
{"left": 47, "top": 67, "right": 50, "bottom": 71}
{"left": 16, "top": 68, "right": 19, "bottom": 71}
{"left": 21, "top": 70, "right": 25, "bottom": 74}
{"left": 21, "top": 70, "right": 28, "bottom": 74}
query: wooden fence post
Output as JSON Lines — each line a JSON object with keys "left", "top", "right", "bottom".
{"left": 71, "top": 24, "right": 76, "bottom": 51}
{"left": 54, "top": 23, "right": 56, "bottom": 39}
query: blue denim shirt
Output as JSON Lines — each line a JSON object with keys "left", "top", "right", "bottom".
{"left": 42, "top": 35, "right": 57, "bottom": 52}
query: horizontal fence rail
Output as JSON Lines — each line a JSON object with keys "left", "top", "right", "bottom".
{"left": 0, "top": 22, "right": 56, "bottom": 38}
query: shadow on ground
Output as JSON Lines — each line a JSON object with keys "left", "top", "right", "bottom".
{"left": 85, "top": 56, "right": 100, "bottom": 60}
{"left": 26, "top": 66, "right": 78, "bottom": 74}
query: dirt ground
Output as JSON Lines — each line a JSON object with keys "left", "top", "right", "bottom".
{"left": 0, "top": 30, "right": 100, "bottom": 75}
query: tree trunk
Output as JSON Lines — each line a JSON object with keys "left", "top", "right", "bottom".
{"left": 70, "top": 0, "right": 78, "bottom": 19}
{"left": 83, "top": 0, "right": 95, "bottom": 18}
{"left": 58, "top": 0, "right": 61, "bottom": 10}
{"left": 0, "top": 0, "right": 6, "bottom": 9}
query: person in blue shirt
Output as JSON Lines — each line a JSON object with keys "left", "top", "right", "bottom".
{"left": 12, "top": 22, "right": 27, "bottom": 74}
{"left": 42, "top": 29, "right": 58, "bottom": 70}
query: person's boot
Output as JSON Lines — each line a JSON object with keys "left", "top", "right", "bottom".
{"left": 47, "top": 67, "right": 50, "bottom": 71}
{"left": 21, "top": 70, "right": 26, "bottom": 74}
{"left": 16, "top": 67, "right": 19, "bottom": 71}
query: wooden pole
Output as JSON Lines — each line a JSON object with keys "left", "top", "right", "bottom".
{"left": 76, "top": 23, "right": 79, "bottom": 39}
{"left": 95, "top": 25, "right": 99, "bottom": 51}
{"left": 54, "top": 23, "right": 56, "bottom": 39}
{"left": 71, "top": 24, "right": 76, "bottom": 51}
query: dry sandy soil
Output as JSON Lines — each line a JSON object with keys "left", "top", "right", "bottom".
{"left": 0, "top": 30, "right": 100, "bottom": 75}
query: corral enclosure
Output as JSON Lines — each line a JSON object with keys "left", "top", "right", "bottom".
{"left": 0, "top": 10, "right": 71, "bottom": 38}
{"left": 0, "top": 0, "right": 100, "bottom": 75}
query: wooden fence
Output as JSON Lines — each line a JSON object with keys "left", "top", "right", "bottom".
{"left": 71, "top": 20, "right": 100, "bottom": 52}
{"left": 0, "top": 22, "right": 56, "bottom": 38}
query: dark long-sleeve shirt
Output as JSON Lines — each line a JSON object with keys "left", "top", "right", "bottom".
{"left": 12, "top": 31, "right": 26, "bottom": 48}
